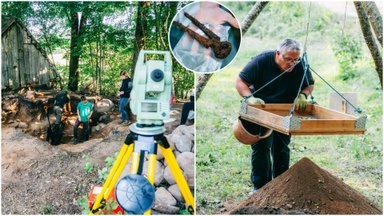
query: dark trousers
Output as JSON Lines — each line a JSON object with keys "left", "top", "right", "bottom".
{"left": 251, "top": 131, "right": 291, "bottom": 189}
{"left": 180, "top": 101, "right": 194, "bottom": 125}
{"left": 74, "top": 119, "right": 89, "bottom": 140}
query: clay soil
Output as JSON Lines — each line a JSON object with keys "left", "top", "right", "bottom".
{"left": 229, "top": 157, "right": 382, "bottom": 215}
{"left": 1, "top": 104, "right": 183, "bottom": 214}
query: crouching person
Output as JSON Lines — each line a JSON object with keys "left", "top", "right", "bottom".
{"left": 74, "top": 95, "right": 93, "bottom": 144}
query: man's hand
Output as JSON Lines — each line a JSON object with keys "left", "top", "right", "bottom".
{"left": 246, "top": 96, "right": 265, "bottom": 105}
{"left": 294, "top": 93, "right": 307, "bottom": 112}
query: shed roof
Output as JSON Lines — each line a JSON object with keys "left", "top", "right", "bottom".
{"left": 2, "top": 17, "right": 53, "bottom": 63}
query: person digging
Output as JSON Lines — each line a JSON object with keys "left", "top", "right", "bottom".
{"left": 235, "top": 38, "right": 315, "bottom": 193}
{"left": 53, "top": 90, "right": 71, "bottom": 125}
{"left": 73, "top": 95, "right": 93, "bottom": 144}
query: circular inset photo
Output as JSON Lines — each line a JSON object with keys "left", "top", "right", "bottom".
{"left": 169, "top": 1, "right": 241, "bottom": 73}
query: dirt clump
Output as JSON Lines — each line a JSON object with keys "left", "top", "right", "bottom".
{"left": 229, "top": 157, "right": 382, "bottom": 215}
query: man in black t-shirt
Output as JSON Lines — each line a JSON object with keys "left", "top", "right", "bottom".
{"left": 235, "top": 38, "right": 315, "bottom": 192}
{"left": 53, "top": 90, "right": 70, "bottom": 125}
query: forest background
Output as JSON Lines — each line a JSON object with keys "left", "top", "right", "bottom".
{"left": 2, "top": 1, "right": 194, "bottom": 99}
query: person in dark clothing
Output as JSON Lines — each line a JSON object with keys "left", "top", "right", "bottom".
{"left": 180, "top": 93, "right": 195, "bottom": 125}
{"left": 235, "top": 38, "right": 315, "bottom": 192}
{"left": 53, "top": 90, "right": 70, "bottom": 125}
{"left": 118, "top": 71, "right": 133, "bottom": 125}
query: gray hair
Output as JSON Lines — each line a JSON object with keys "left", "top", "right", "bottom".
{"left": 277, "top": 39, "right": 301, "bottom": 55}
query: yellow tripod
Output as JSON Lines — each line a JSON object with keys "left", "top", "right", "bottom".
{"left": 89, "top": 125, "right": 195, "bottom": 215}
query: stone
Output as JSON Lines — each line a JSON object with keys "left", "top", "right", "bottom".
{"left": 110, "top": 115, "right": 115, "bottom": 120}
{"left": 163, "top": 165, "right": 176, "bottom": 185}
{"left": 172, "top": 134, "right": 193, "bottom": 152}
{"left": 143, "top": 160, "right": 164, "bottom": 186}
{"left": 95, "top": 99, "right": 114, "bottom": 113}
{"left": 176, "top": 152, "right": 194, "bottom": 171}
{"left": 30, "top": 122, "right": 43, "bottom": 133}
{"left": 98, "top": 123, "right": 106, "bottom": 130}
{"left": 17, "top": 122, "right": 28, "bottom": 129}
{"left": 156, "top": 135, "right": 175, "bottom": 161}
{"left": 168, "top": 184, "right": 184, "bottom": 203}
{"left": 152, "top": 201, "right": 180, "bottom": 214}
{"left": 26, "top": 90, "right": 36, "bottom": 100}
{"left": 155, "top": 187, "right": 177, "bottom": 206}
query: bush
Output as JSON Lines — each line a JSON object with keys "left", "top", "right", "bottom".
{"left": 332, "top": 33, "right": 362, "bottom": 81}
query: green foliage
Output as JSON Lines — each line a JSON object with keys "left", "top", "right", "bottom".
{"left": 76, "top": 197, "right": 90, "bottom": 215}
{"left": 332, "top": 33, "right": 363, "bottom": 80}
{"left": 41, "top": 202, "right": 54, "bottom": 214}
{"left": 82, "top": 153, "right": 93, "bottom": 174}
{"left": 2, "top": 1, "right": 193, "bottom": 99}
{"left": 98, "top": 152, "right": 118, "bottom": 182}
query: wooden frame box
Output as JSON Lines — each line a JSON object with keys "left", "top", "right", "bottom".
{"left": 239, "top": 102, "right": 367, "bottom": 135}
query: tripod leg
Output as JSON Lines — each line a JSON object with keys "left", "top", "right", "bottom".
{"left": 131, "top": 151, "right": 140, "bottom": 174}
{"left": 160, "top": 145, "right": 195, "bottom": 214}
{"left": 90, "top": 143, "right": 134, "bottom": 213}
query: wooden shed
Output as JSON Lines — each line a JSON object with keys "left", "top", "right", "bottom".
{"left": 2, "top": 17, "right": 54, "bottom": 90}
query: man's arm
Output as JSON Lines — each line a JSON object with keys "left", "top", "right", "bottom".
{"left": 300, "top": 84, "right": 315, "bottom": 98}
{"left": 235, "top": 75, "right": 252, "bottom": 97}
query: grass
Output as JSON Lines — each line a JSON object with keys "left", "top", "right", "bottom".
{"left": 196, "top": 10, "right": 382, "bottom": 214}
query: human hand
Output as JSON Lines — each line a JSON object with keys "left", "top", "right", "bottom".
{"left": 294, "top": 93, "right": 307, "bottom": 113}
{"left": 246, "top": 96, "right": 265, "bottom": 105}
{"left": 118, "top": 91, "right": 124, "bottom": 95}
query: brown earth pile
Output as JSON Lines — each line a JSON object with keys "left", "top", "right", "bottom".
{"left": 229, "top": 157, "right": 382, "bottom": 215}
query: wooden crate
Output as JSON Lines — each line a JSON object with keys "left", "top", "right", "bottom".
{"left": 239, "top": 102, "right": 366, "bottom": 135}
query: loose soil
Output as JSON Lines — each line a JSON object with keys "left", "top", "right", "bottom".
{"left": 229, "top": 157, "right": 382, "bottom": 215}
{"left": 1, "top": 103, "right": 185, "bottom": 214}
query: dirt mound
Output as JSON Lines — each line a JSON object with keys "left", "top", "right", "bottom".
{"left": 230, "top": 206, "right": 314, "bottom": 214}
{"left": 229, "top": 157, "right": 382, "bottom": 215}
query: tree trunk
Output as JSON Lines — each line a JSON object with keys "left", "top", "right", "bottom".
{"left": 241, "top": 1, "right": 269, "bottom": 34}
{"left": 360, "top": 1, "right": 383, "bottom": 46}
{"left": 196, "top": 2, "right": 269, "bottom": 100}
{"left": 131, "top": 1, "right": 149, "bottom": 77}
{"left": 67, "top": 4, "right": 86, "bottom": 92}
{"left": 354, "top": 2, "right": 383, "bottom": 88}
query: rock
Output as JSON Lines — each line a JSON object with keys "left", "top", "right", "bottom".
{"left": 30, "top": 122, "right": 43, "bottom": 133}
{"left": 163, "top": 165, "right": 176, "bottom": 185}
{"left": 98, "top": 123, "right": 106, "bottom": 130}
{"left": 99, "top": 115, "right": 109, "bottom": 122}
{"left": 26, "top": 90, "right": 35, "bottom": 100}
{"left": 17, "top": 122, "right": 28, "bottom": 129}
{"left": 155, "top": 187, "right": 177, "bottom": 206}
{"left": 168, "top": 184, "right": 184, "bottom": 203}
{"left": 93, "top": 125, "right": 100, "bottom": 131}
{"left": 176, "top": 152, "right": 194, "bottom": 171}
{"left": 172, "top": 134, "right": 193, "bottom": 152}
{"left": 184, "top": 171, "right": 194, "bottom": 188}
{"left": 152, "top": 201, "right": 180, "bottom": 214}
{"left": 156, "top": 135, "right": 175, "bottom": 161}
{"left": 94, "top": 99, "right": 114, "bottom": 113}
{"left": 110, "top": 115, "right": 116, "bottom": 120}
{"left": 143, "top": 160, "right": 164, "bottom": 186}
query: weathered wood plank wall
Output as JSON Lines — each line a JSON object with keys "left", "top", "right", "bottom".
{"left": 2, "top": 20, "right": 52, "bottom": 90}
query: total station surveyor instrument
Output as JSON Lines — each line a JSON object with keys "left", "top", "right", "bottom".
{"left": 88, "top": 50, "right": 194, "bottom": 215}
